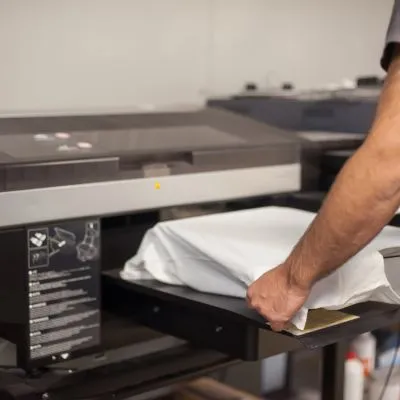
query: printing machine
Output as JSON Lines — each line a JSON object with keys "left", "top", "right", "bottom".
{"left": 208, "top": 86, "right": 380, "bottom": 133}
{"left": 0, "top": 107, "right": 399, "bottom": 400}
{"left": 208, "top": 86, "right": 379, "bottom": 214}
{"left": 0, "top": 108, "right": 302, "bottom": 399}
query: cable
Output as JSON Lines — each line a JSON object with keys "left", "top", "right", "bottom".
{"left": 378, "top": 330, "right": 400, "bottom": 400}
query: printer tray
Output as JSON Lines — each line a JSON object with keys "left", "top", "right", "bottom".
{"left": 103, "top": 269, "right": 400, "bottom": 361}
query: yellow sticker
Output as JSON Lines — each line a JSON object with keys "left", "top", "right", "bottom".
{"left": 155, "top": 182, "right": 161, "bottom": 190}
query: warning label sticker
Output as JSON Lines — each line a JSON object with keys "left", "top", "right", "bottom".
{"left": 27, "top": 219, "right": 101, "bottom": 361}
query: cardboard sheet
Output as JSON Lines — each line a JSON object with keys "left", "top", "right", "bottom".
{"left": 286, "top": 309, "right": 359, "bottom": 336}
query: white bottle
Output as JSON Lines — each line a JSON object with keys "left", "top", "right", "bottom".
{"left": 344, "top": 352, "right": 365, "bottom": 400}
{"left": 351, "top": 332, "right": 376, "bottom": 376}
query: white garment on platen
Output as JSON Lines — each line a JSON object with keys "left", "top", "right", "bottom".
{"left": 121, "top": 207, "right": 400, "bottom": 330}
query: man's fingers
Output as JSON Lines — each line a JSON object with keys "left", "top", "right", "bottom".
{"left": 246, "top": 291, "right": 291, "bottom": 333}
{"left": 249, "top": 303, "right": 289, "bottom": 332}
{"left": 270, "top": 321, "right": 286, "bottom": 332}
{"left": 256, "top": 309, "right": 289, "bottom": 332}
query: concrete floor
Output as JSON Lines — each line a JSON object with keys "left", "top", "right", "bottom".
{"left": 221, "top": 347, "right": 344, "bottom": 399}
{"left": 265, "top": 349, "right": 322, "bottom": 400}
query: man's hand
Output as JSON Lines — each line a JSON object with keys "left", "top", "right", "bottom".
{"left": 247, "top": 51, "right": 400, "bottom": 332}
{"left": 246, "top": 264, "right": 310, "bottom": 332}
{"left": 248, "top": 49, "right": 400, "bottom": 333}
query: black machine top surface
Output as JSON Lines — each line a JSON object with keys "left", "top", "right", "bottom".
{"left": 208, "top": 87, "right": 379, "bottom": 134}
{"left": 0, "top": 125, "right": 245, "bottom": 161}
{"left": 230, "top": 87, "right": 381, "bottom": 102}
{"left": 0, "top": 108, "right": 300, "bottom": 191}
{"left": 0, "top": 108, "right": 298, "bottom": 165}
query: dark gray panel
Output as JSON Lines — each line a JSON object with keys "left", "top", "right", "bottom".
{"left": 0, "top": 109, "right": 298, "bottom": 161}
{"left": 0, "top": 168, "right": 4, "bottom": 192}
{"left": 208, "top": 89, "right": 379, "bottom": 134}
{"left": 193, "top": 145, "right": 299, "bottom": 168}
{"left": 0, "top": 109, "right": 300, "bottom": 190}
{"left": 69, "top": 125, "right": 245, "bottom": 153}
{"left": 0, "top": 126, "right": 245, "bottom": 162}
{"left": 5, "top": 157, "right": 119, "bottom": 190}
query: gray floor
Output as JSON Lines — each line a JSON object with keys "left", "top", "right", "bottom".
{"left": 220, "top": 349, "right": 323, "bottom": 400}
{"left": 266, "top": 350, "right": 322, "bottom": 400}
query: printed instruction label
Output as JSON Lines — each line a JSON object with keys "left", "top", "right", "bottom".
{"left": 27, "top": 219, "right": 101, "bottom": 361}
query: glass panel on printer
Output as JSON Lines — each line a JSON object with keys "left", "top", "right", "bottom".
{"left": 0, "top": 126, "right": 245, "bottom": 161}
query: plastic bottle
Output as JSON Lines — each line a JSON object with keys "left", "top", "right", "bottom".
{"left": 344, "top": 352, "right": 365, "bottom": 400}
{"left": 351, "top": 332, "right": 377, "bottom": 376}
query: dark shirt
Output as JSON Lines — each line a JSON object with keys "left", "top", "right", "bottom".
{"left": 382, "top": 0, "right": 400, "bottom": 70}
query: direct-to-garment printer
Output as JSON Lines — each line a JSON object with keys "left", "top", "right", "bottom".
{"left": 0, "top": 108, "right": 302, "bottom": 399}
{"left": 0, "top": 108, "right": 398, "bottom": 400}
{"left": 208, "top": 86, "right": 380, "bottom": 133}
{"left": 267, "top": 131, "right": 365, "bottom": 216}
{"left": 208, "top": 87, "right": 378, "bottom": 213}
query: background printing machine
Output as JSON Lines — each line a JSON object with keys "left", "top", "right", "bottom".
{"left": 208, "top": 81, "right": 387, "bottom": 217}
{"left": 208, "top": 77, "right": 382, "bottom": 133}
{"left": 0, "top": 108, "right": 398, "bottom": 400}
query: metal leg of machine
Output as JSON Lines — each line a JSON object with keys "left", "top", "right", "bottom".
{"left": 284, "top": 352, "right": 294, "bottom": 393}
{"left": 321, "top": 342, "right": 346, "bottom": 400}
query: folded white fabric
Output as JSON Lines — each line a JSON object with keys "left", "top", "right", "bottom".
{"left": 121, "top": 207, "right": 400, "bottom": 330}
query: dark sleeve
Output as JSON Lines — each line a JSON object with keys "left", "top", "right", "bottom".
{"left": 381, "top": 0, "right": 400, "bottom": 71}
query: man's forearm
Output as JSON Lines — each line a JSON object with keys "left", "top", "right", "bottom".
{"left": 285, "top": 52, "right": 400, "bottom": 289}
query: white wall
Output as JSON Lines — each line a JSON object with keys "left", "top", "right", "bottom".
{"left": 211, "top": 0, "right": 393, "bottom": 93}
{"left": 0, "top": 0, "right": 394, "bottom": 116}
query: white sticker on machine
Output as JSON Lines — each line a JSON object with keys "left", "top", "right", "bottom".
{"left": 27, "top": 219, "right": 101, "bottom": 361}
